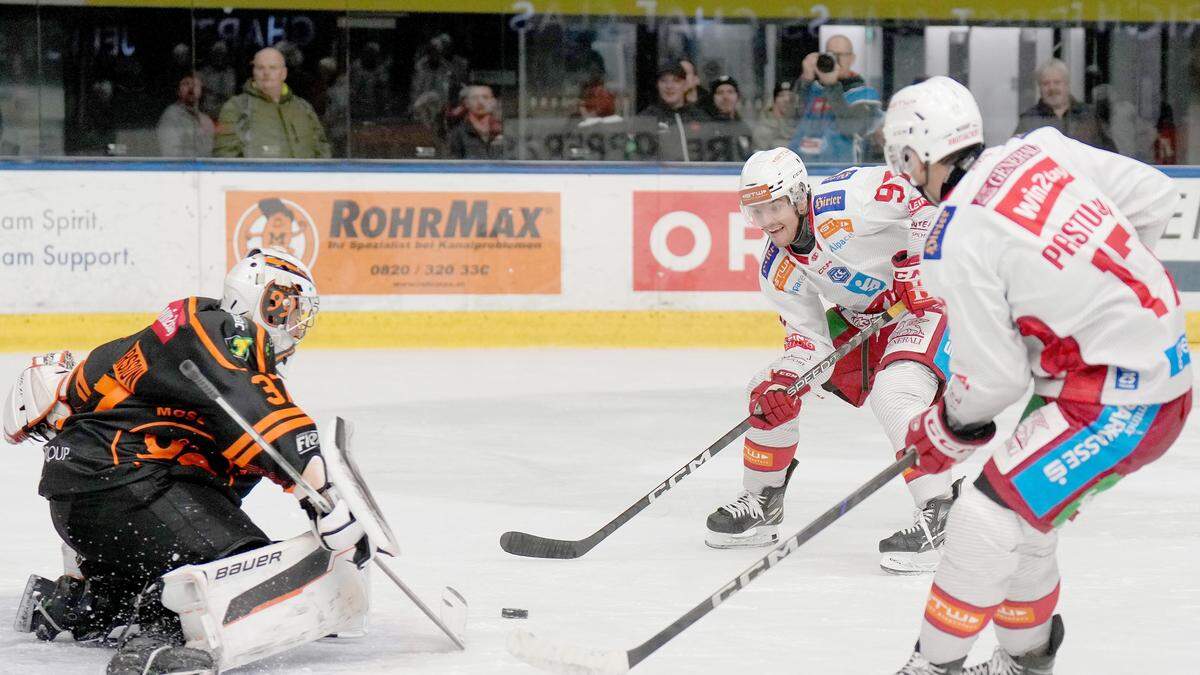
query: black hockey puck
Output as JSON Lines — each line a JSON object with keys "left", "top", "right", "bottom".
{"left": 501, "top": 608, "right": 529, "bottom": 619}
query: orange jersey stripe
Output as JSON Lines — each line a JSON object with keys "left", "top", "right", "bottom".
{"left": 222, "top": 406, "right": 307, "bottom": 460}
{"left": 71, "top": 359, "right": 92, "bottom": 400}
{"left": 188, "top": 297, "right": 246, "bottom": 373}
{"left": 233, "top": 415, "right": 315, "bottom": 468}
{"left": 94, "top": 375, "right": 132, "bottom": 412}
{"left": 130, "top": 421, "right": 215, "bottom": 441}
{"left": 109, "top": 430, "right": 122, "bottom": 465}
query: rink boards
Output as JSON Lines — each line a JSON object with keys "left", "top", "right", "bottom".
{"left": 2, "top": 161, "right": 1200, "bottom": 351}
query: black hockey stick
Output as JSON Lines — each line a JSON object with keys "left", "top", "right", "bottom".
{"left": 508, "top": 449, "right": 918, "bottom": 673}
{"left": 178, "top": 360, "right": 467, "bottom": 650}
{"left": 499, "top": 301, "right": 907, "bottom": 559}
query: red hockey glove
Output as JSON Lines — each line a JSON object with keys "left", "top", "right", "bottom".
{"left": 891, "top": 251, "right": 940, "bottom": 316}
{"left": 903, "top": 401, "right": 996, "bottom": 474}
{"left": 748, "top": 369, "right": 808, "bottom": 430}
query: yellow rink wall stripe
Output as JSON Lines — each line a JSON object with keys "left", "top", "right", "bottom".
{"left": 0, "top": 311, "right": 785, "bottom": 352}
{"left": 4, "top": 310, "right": 1200, "bottom": 352}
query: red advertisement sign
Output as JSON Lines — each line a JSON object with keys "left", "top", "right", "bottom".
{"left": 632, "top": 191, "right": 764, "bottom": 291}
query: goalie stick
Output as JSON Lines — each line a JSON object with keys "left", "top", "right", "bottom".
{"left": 507, "top": 449, "right": 918, "bottom": 674}
{"left": 499, "top": 301, "right": 908, "bottom": 559}
{"left": 178, "top": 360, "right": 467, "bottom": 650}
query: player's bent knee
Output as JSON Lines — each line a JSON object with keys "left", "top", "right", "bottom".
{"left": 160, "top": 531, "right": 369, "bottom": 672}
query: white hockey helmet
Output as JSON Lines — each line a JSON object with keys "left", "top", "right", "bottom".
{"left": 883, "top": 76, "right": 983, "bottom": 181}
{"left": 738, "top": 147, "right": 810, "bottom": 230}
{"left": 222, "top": 248, "right": 319, "bottom": 356}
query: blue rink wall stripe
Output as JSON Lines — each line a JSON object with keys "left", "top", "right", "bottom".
{"left": 2, "top": 159, "right": 1199, "bottom": 178}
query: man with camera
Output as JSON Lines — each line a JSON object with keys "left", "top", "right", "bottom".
{"left": 789, "top": 35, "right": 882, "bottom": 164}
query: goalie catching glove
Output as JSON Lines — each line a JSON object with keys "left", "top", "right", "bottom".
{"left": 299, "top": 456, "right": 375, "bottom": 568}
{"left": 903, "top": 400, "right": 996, "bottom": 473}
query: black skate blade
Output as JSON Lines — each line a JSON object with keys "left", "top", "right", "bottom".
{"left": 13, "top": 574, "right": 55, "bottom": 633}
{"left": 499, "top": 531, "right": 585, "bottom": 559}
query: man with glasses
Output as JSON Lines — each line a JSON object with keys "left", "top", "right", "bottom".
{"left": 789, "top": 34, "right": 882, "bottom": 164}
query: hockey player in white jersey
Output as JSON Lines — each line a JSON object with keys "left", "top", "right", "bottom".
{"left": 883, "top": 77, "right": 1192, "bottom": 674}
{"left": 705, "top": 146, "right": 961, "bottom": 574}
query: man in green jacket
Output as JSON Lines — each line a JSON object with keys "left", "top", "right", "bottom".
{"left": 215, "top": 47, "right": 331, "bottom": 159}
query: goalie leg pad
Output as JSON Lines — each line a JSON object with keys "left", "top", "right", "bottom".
{"left": 160, "top": 531, "right": 370, "bottom": 672}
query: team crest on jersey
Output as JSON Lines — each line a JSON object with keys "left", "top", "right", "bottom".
{"left": 847, "top": 272, "right": 886, "bottom": 296}
{"left": 812, "top": 191, "right": 846, "bottom": 216}
{"left": 761, "top": 243, "right": 780, "bottom": 279}
{"left": 821, "top": 168, "right": 857, "bottom": 184}
{"left": 225, "top": 335, "right": 254, "bottom": 361}
{"left": 924, "top": 206, "right": 956, "bottom": 260}
{"left": 827, "top": 266, "right": 850, "bottom": 283}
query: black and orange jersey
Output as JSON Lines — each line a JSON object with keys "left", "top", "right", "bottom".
{"left": 39, "top": 296, "right": 319, "bottom": 499}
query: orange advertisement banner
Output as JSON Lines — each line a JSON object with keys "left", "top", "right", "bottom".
{"left": 226, "top": 191, "right": 561, "bottom": 295}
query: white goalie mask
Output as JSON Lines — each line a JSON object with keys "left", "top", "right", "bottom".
{"left": 221, "top": 248, "right": 319, "bottom": 357}
{"left": 738, "top": 147, "right": 810, "bottom": 233}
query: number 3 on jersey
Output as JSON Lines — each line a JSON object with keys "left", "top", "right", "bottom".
{"left": 1090, "top": 226, "right": 1177, "bottom": 318}
{"left": 252, "top": 374, "right": 291, "bottom": 406}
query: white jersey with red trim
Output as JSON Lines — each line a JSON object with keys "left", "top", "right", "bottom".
{"left": 758, "top": 164, "right": 938, "bottom": 376}
{"left": 922, "top": 127, "right": 1191, "bottom": 426}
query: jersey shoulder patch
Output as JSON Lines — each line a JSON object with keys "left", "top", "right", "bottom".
{"left": 151, "top": 299, "right": 190, "bottom": 344}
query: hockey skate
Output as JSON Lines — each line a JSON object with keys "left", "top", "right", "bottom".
{"left": 963, "top": 615, "right": 1064, "bottom": 675}
{"left": 16, "top": 573, "right": 128, "bottom": 643}
{"left": 705, "top": 459, "right": 798, "bottom": 549}
{"left": 879, "top": 478, "right": 962, "bottom": 575}
{"left": 895, "top": 648, "right": 964, "bottom": 674}
{"left": 107, "top": 635, "right": 215, "bottom": 675}
{"left": 107, "top": 582, "right": 215, "bottom": 675}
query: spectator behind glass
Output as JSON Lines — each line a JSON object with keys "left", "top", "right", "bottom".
{"left": 447, "top": 84, "right": 505, "bottom": 159}
{"left": 753, "top": 81, "right": 799, "bottom": 151}
{"left": 707, "top": 76, "right": 753, "bottom": 161}
{"left": 567, "top": 82, "right": 627, "bottom": 160}
{"left": 679, "top": 58, "right": 711, "bottom": 113}
{"left": 789, "top": 34, "right": 882, "bottom": 163}
{"left": 410, "top": 33, "right": 470, "bottom": 137}
{"left": 351, "top": 42, "right": 391, "bottom": 121}
{"left": 1015, "top": 58, "right": 1116, "bottom": 152}
{"left": 214, "top": 47, "right": 331, "bottom": 159}
{"left": 198, "top": 40, "right": 238, "bottom": 122}
{"left": 635, "top": 61, "right": 711, "bottom": 161}
{"left": 157, "top": 72, "right": 214, "bottom": 158}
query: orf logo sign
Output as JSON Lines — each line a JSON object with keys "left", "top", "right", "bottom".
{"left": 633, "top": 191, "right": 764, "bottom": 291}
{"left": 232, "top": 197, "right": 320, "bottom": 269}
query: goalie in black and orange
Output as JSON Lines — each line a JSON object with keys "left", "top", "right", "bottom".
{"left": 4, "top": 249, "right": 375, "bottom": 675}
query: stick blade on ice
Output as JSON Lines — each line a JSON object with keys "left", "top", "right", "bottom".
{"left": 499, "top": 531, "right": 587, "bottom": 559}
{"left": 507, "top": 629, "right": 629, "bottom": 675}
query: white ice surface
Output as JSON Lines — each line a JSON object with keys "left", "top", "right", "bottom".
{"left": 1, "top": 349, "right": 1197, "bottom": 674}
